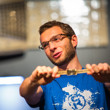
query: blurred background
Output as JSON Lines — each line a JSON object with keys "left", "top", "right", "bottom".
{"left": 0, "top": 0, "right": 110, "bottom": 110}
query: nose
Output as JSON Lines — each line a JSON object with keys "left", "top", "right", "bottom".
{"left": 49, "top": 41, "right": 56, "bottom": 51}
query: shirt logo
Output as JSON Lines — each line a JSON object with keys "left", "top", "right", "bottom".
{"left": 62, "top": 83, "right": 104, "bottom": 110}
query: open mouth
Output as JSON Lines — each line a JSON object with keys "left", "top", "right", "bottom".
{"left": 53, "top": 52, "right": 62, "bottom": 59}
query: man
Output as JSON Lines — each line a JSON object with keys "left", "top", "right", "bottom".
{"left": 20, "top": 20, "right": 110, "bottom": 110}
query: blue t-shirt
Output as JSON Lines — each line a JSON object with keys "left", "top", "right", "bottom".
{"left": 39, "top": 73, "right": 108, "bottom": 110}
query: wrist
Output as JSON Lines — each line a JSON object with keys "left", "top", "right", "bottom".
{"left": 29, "top": 75, "right": 40, "bottom": 87}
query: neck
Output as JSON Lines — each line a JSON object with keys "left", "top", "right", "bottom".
{"left": 58, "top": 53, "right": 82, "bottom": 71}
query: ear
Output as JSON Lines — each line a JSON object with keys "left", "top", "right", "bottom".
{"left": 71, "top": 35, "right": 78, "bottom": 48}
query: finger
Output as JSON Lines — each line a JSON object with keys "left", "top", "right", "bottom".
{"left": 52, "top": 66, "right": 60, "bottom": 78}
{"left": 98, "top": 63, "right": 110, "bottom": 75}
{"left": 97, "top": 63, "right": 106, "bottom": 75}
{"left": 92, "top": 64, "right": 99, "bottom": 73}
{"left": 91, "top": 64, "right": 101, "bottom": 76}
{"left": 45, "top": 67, "right": 53, "bottom": 78}
{"left": 31, "top": 66, "right": 43, "bottom": 80}
{"left": 41, "top": 66, "right": 48, "bottom": 75}
{"left": 103, "top": 63, "right": 109, "bottom": 71}
{"left": 86, "top": 64, "right": 91, "bottom": 69}
{"left": 40, "top": 66, "right": 52, "bottom": 78}
{"left": 97, "top": 63, "right": 104, "bottom": 71}
{"left": 86, "top": 64, "right": 94, "bottom": 75}
{"left": 36, "top": 66, "right": 46, "bottom": 77}
{"left": 97, "top": 63, "right": 109, "bottom": 70}
{"left": 34, "top": 66, "right": 41, "bottom": 76}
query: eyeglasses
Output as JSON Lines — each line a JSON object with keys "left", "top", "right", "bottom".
{"left": 39, "top": 34, "right": 71, "bottom": 50}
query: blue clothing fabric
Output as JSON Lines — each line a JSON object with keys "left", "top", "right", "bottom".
{"left": 39, "top": 73, "right": 108, "bottom": 110}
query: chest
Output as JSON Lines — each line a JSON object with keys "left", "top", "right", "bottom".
{"left": 42, "top": 75, "right": 107, "bottom": 110}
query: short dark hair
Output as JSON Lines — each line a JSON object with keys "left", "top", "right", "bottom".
{"left": 39, "top": 20, "right": 76, "bottom": 37}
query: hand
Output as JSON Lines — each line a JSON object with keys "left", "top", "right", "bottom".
{"left": 86, "top": 63, "right": 110, "bottom": 83}
{"left": 30, "top": 66, "right": 60, "bottom": 86}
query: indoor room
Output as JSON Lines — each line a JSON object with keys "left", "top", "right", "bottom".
{"left": 0, "top": 0, "right": 110, "bottom": 110}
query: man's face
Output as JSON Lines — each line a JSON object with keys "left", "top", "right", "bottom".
{"left": 40, "top": 26, "right": 76, "bottom": 66}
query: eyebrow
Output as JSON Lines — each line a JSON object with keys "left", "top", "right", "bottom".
{"left": 41, "top": 33, "right": 63, "bottom": 43}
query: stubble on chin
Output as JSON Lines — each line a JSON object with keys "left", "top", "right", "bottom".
{"left": 47, "top": 41, "right": 76, "bottom": 66}
{"left": 48, "top": 49, "right": 75, "bottom": 66}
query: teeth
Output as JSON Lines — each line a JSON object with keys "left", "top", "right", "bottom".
{"left": 53, "top": 52, "right": 61, "bottom": 58}
{"left": 54, "top": 53, "right": 58, "bottom": 56}
{"left": 54, "top": 52, "right": 59, "bottom": 56}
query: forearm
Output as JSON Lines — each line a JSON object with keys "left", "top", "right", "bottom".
{"left": 19, "top": 66, "right": 60, "bottom": 105}
{"left": 19, "top": 76, "right": 43, "bottom": 105}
